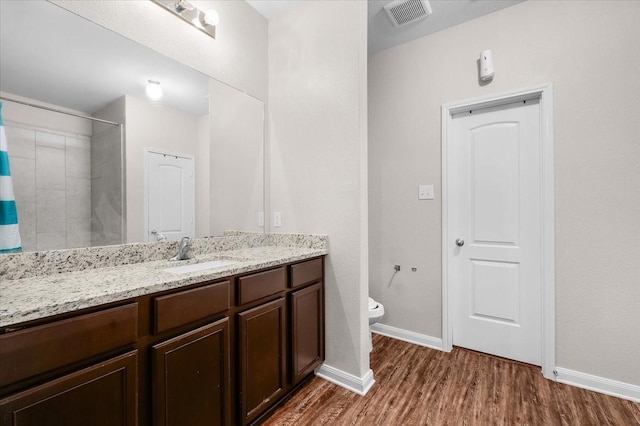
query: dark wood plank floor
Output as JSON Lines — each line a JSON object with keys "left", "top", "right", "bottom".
{"left": 264, "top": 334, "right": 640, "bottom": 425}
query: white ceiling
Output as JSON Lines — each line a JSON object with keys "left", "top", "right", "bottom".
{"left": 246, "top": 0, "right": 525, "bottom": 54}
{"left": 0, "top": 1, "right": 209, "bottom": 116}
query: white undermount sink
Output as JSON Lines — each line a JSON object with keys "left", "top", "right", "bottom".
{"left": 163, "top": 260, "right": 237, "bottom": 274}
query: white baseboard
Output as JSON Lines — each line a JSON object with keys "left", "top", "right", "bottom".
{"left": 371, "top": 325, "right": 640, "bottom": 403}
{"left": 554, "top": 367, "right": 640, "bottom": 403}
{"left": 316, "top": 364, "right": 375, "bottom": 396}
{"left": 371, "top": 323, "right": 444, "bottom": 352}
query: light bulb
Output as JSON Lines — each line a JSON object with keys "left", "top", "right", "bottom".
{"left": 146, "top": 80, "right": 162, "bottom": 100}
{"left": 203, "top": 9, "right": 219, "bottom": 26}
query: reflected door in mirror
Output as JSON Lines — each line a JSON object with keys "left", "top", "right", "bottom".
{"left": 146, "top": 150, "right": 195, "bottom": 242}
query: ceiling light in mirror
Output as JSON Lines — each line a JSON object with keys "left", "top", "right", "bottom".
{"left": 146, "top": 80, "right": 163, "bottom": 100}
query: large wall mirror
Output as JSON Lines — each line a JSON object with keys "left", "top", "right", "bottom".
{"left": 0, "top": 1, "right": 265, "bottom": 253}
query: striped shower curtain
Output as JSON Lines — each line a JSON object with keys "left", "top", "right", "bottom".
{"left": 0, "top": 101, "right": 22, "bottom": 253}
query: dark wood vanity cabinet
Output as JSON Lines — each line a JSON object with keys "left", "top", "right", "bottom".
{"left": 0, "top": 351, "right": 138, "bottom": 426}
{"left": 290, "top": 283, "right": 324, "bottom": 385}
{"left": 0, "top": 256, "right": 324, "bottom": 426}
{"left": 0, "top": 302, "right": 139, "bottom": 426}
{"left": 152, "top": 318, "right": 230, "bottom": 426}
{"left": 238, "top": 298, "right": 287, "bottom": 425}
{"left": 289, "top": 257, "right": 324, "bottom": 385}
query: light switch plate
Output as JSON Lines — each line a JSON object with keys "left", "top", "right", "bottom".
{"left": 419, "top": 184, "right": 434, "bottom": 200}
{"left": 258, "top": 212, "right": 264, "bottom": 227}
{"left": 274, "top": 211, "right": 282, "bottom": 227}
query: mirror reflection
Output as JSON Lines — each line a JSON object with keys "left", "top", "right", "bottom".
{"left": 0, "top": 1, "right": 264, "bottom": 253}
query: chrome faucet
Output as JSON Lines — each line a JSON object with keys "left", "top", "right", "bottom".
{"left": 170, "top": 237, "right": 192, "bottom": 261}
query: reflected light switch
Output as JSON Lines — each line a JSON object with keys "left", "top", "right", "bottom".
{"left": 419, "top": 184, "right": 434, "bottom": 200}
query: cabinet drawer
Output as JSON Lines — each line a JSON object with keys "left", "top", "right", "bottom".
{"left": 237, "top": 267, "right": 286, "bottom": 306}
{"left": 0, "top": 303, "right": 138, "bottom": 388}
{"left": 290, "top": 258, "right": 323, "bottom": 288}
{"left": 154, "top": 281, "right": 230, "bottom": 334}
{"left": 0, "top": 350, "right": 138, "bottom": 426}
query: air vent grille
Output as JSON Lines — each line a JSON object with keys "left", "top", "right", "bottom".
{"left": 384, "top": 0, "right": 432, "bottom": 28}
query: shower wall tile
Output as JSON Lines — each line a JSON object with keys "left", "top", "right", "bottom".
{"left": 9, "top": 156, "right": 36, "bottom": 204}
{"left": 90, "top": 124, "right": 122, "bottom": 247}
{"left": 36, "top": 145, "right": 65, "bottom": 190}
{"left": 15, "top": 201, "right": 36, "bottom": 252}
{"left": 66, "top": 177, "right": 91, "bottom": 219}
{"left": 91, "top": 188, "right": 123, "bottom": 247}
{"left": 37, "top": 232, "right": 66, "bottom": 251}
{"left": 36, "top": 189, "right": 66, "bottom": 234}
{"left": 4, "top": 126, "right": 35, "bottom": 159}
{"left": 66, "top": 136, "right": 91, "bottom": 179}
{"left": 35, "top": 131, "right": 65, "bottom": 149}
{"left": 4, "top": 118, "right": 99, "bottom": 252}
{"left": 67, "top": 219, "right": 92, "bottom": 248}
{"left": 66, "top": 177, "right": 92, "bottom": 249}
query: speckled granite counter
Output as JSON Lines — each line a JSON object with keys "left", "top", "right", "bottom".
{"left": 0, "top": 233, "right": 328, "bottom": 328}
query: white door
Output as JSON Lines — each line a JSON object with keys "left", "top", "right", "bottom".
{"left": 146, "top": 150, "right": 195, "bottom": 242}
{"left": 449, "top": 98, "right": 542, "bottom": 365}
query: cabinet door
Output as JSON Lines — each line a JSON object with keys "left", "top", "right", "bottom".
{"left": 238, "top": 298, "right": 286, "bottom": 425}
{"left": 0, "top": 350, "right": 137, "bottom": 426}
{"left": 290, "top": 283, "right": 324, "bottom": 384}
{"left": 152, "top": 318, "right": 230, "bottom": 426}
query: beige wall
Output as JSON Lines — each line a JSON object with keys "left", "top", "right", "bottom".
{"left": 196, "top": 114, "right": 211, "bottom": 238}
{"left": 369, "top": 0, "right": 640, "bottom": 385}
{"left": 268, "top": 1, "right": 370, "bottom": 378}
{"left": 209, "top": 80, "right": 264, "bottom": 236}
{"left": 52, "top": 0, "right": 268, "bottom": 101}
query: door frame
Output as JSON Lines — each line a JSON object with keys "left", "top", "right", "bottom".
{"left": 441, "top": 84, "right": 555, "bottom": 379}
{"left": 143, "top": 147, "right": 195, "bottom": 242}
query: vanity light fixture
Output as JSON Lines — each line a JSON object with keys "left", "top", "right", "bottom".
{"left": 146, "top": 80, "right": 163, "bottom": 100}
{"left": 152, "top": 0, "right": 218, "bottom": 39}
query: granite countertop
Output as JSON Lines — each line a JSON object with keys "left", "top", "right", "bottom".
{"left": 0, "top": 245, "right": 326, "bottom": 328}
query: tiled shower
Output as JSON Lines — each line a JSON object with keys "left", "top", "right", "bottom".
{"left": 4, "top": 116, "right": 121, "bottom": 251}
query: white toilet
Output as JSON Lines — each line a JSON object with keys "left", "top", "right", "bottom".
{"left": 368, "top": 297, "right": 385, "bottom": 352}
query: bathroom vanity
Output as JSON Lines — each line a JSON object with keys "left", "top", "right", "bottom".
{"left": 0, "top": 234, "right": 326, "bottom": 425}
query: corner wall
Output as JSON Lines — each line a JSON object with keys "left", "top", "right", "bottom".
{"left": 369, "top": 0, "right": 640, "bottom": 388}
{"left": 209, "top": 79, "right": 264, "bottom": 236}
{"left": 268, "top": 1, "right": 370, "bottom": 382}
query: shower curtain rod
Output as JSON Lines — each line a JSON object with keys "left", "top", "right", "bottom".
{"left": 0, "top": 96, "right": 121, "bottom": 126}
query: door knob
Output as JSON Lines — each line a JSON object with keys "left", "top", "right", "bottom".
{"left": 455, "top": 238, "right": 465, "bottom": 247}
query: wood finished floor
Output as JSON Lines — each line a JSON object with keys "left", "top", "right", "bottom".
{"left": 264, "top": 335, "right": 640, "bottom": 425}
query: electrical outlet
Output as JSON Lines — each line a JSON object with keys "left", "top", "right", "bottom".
{"left": 274, "top": 212, "right": 282, "bottom": 228}
{"left": 258, "top": 212, "right": 264, "bottom": 227}
{"left": 418, "top": 184, "right": 434, "bottom": 200}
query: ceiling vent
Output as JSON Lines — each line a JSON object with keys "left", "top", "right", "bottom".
{"left": 383, "top": 0, "right": 432, "bottom": 28}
